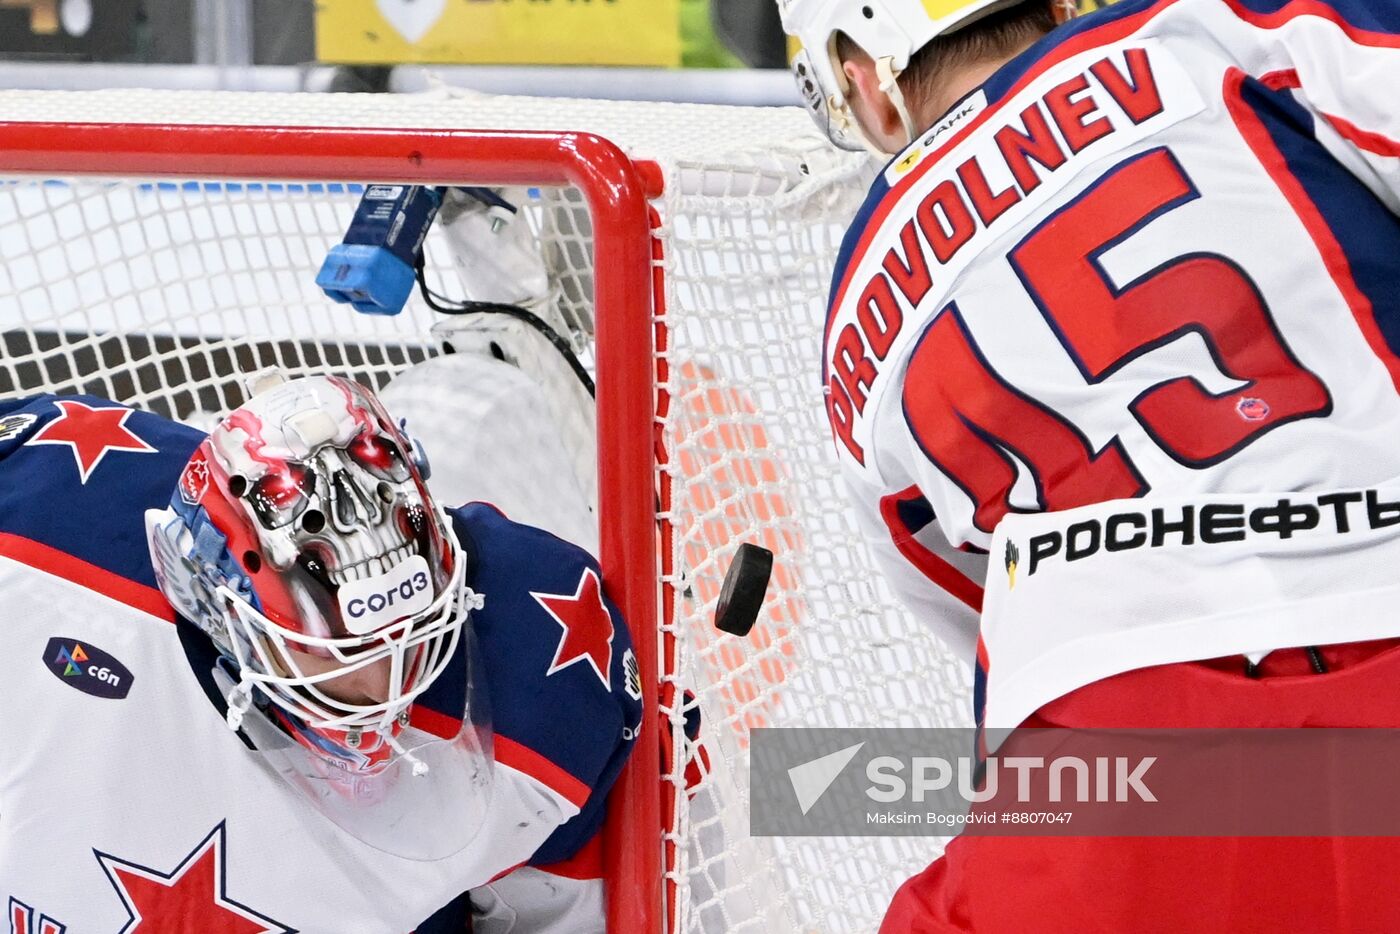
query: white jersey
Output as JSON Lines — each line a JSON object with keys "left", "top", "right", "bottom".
{"left": 982, "top": 486, "right": 1400, "bottom": 739}
{"left": 0, "top": 395, "right": 641, "bottom": 933}
{"left": 824, "top": 0, "right": 1400, "bottom": 715}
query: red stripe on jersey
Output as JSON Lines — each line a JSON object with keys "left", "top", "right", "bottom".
{"left": 1262, "top": 68, "right": 1400, "bottom": 156}
{"left": 1223, "top": 67, "right": 1400, "bottom": 391}
{"left": 495, "top": 734, "right": 592, "bottom": 809}
{"left": 533, "top": 832, "right": 605, "bottom": 881}
{"left": 1221, "top": 0, "right": 1400, "bottom": 48}
{"left": 1322, "top": 113, "right": 1400, "bottom": 157}
{"left": 878, "top": 487, "right": 984, "bottom": 612}
{"left": 487, "top": 860, "right": 527, "bottom": 885}
{"left": 407, "top": 701, "right": 464, "bottom": 740}
{"left": 0, "top": 531, "right": 175, "bottom": 623}
{"left": 826, "top": 0, "right": 1180, "bottom": 321}
{"left": 1260, "top": 67, "right": 1301, "bottom": 89}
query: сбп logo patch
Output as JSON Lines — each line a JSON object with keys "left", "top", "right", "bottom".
{"left": 43, "top": 637, "right": 133, "bottom": 699}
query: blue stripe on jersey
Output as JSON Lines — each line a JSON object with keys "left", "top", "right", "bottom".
{"left": 973, "top": 655, "right": 989, "bottom": 735}
{"left": 824, "top": 173, "right": 892, "bottom": 385}
{"left": 532, "top": 762, "right": 615, "bottom": 865}
{"left": 828, "top": 173, "right": 892, "bottom": 319}
{"left": 1237, "top": 76, "right": 1400, "bottom": 360}
{"left": 1227, "top": 0, "right": 1400, "bottom": 33}
{"left": 895, "top": 491, "right": 937, "bottom": 536}
{"left": 412, "top": 891, "right": 472, "bottom": 934}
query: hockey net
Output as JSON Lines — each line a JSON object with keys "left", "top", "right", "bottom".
{"left": 0, "top": 89, "right": 971, "bottom": 934}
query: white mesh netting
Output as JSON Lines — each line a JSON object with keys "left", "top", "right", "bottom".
{"left": 0, "top": 88, "right": 972, "bottom": 933}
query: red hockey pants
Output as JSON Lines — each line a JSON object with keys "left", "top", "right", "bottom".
{"left": 882, "top": 640, "right": 1400, "bottom": 933}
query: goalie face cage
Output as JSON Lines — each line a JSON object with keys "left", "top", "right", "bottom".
{"left": 0, "top": 91, "right": 971, "bottom": 933}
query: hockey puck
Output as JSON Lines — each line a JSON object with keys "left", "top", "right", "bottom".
{"left": 714, "top": 542, "right": 774, "bottom": 637}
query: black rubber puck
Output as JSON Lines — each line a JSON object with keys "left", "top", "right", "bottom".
{"left": 714, "top": 542, "right": 774, "bottom": 636}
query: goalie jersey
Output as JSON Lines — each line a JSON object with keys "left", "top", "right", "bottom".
{"left": 0, "top": 394, "right": 641, "bottom": 933}
{"left": 824, "top": 0, "right": 1400, "bottom": 729}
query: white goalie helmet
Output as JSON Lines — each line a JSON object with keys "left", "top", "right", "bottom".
{"left": 145, "top": 370, "right": 493, "bottom": 860}
{"left": 779, "top": 0, "right": 1031, "bottom": 153}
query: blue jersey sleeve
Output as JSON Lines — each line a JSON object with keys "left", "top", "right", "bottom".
{"left": 0, "top": 394, "right": 202, "bottom": 591}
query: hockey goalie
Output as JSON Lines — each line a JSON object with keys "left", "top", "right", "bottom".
{"left": 0, "top": 371, "right": 640, "bottom": 932}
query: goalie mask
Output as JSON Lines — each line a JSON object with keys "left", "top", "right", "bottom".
{"left": 146, "top": 372, "right": 492, "bottom": 860}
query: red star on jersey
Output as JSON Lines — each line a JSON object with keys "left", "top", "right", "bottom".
{"left": 95, "top": 823, "right": 292, "bottom": 934}
{"left": 27, "top": 399, "right": 156, "bottom": 483}
{"left": 532, "top": 567, "right": 616, "bottom": 689}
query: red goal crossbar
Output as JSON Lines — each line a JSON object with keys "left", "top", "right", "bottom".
{"left": 0, "top": 122, "right": 666, "bottom": 933}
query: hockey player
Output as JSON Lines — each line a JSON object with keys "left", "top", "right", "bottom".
{"left": 783, "top": 0, "right": 1400, "bottom": 929}
{"left": 0, "top": 373, "right": 641, "bottom": 932}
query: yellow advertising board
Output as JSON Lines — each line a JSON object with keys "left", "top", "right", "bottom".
{"left": 316, "top": 0, "right": 682, "bottom": 67}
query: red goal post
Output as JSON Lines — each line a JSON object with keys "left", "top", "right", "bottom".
{"left": 0, "top": 119, "right": 667, "bottom": 930}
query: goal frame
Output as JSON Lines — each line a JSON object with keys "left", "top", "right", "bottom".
{"left": 0, "top": 120, "right": 667, "bottom": 932}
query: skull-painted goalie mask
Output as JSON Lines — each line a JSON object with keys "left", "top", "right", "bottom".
{"left": 146, "top": 372, "right": 492, "bottom": 859}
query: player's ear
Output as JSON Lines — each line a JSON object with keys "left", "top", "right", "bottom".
{"left": 842, "top": 57, "right": 905, "bottom": 143}
{"left": 841, "top": 57, "right": 866, "bottom": 90}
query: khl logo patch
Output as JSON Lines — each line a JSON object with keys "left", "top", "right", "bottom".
{"left": 0, "top": 412, "right": 37, "bottom": 443}
{"left": 44, "top": 637, "right": 133, "bottom": 699}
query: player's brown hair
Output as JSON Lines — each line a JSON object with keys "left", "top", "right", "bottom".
{"left": 836, "top": 0, "right": 1059, "bottom": 109}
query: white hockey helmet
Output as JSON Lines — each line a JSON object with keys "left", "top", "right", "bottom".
{"left": 780, "top": 0, "right": 1031, "bottom": 153}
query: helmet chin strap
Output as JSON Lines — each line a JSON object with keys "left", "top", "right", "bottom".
{"left": 876, "top": 56, "right": 919, "bottom": 152}
{"left": 834, "top": 51, "right": 919, "bottom": 158}
{"left": 225, "top": 673, "right": 255, "bottom": 731}
{"left": 387, "top": 731, "right": 431, "bottom": 777}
